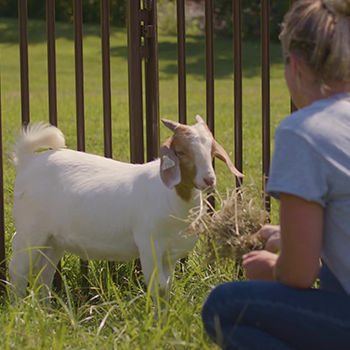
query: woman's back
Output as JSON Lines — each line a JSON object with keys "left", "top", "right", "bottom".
{"left": 267, "top": 93, "right": 350, "bottom": 293}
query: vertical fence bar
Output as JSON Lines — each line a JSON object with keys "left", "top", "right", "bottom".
{"left": 74, "top": 0, "right": 88, "bottom": 285}
{"left": 233, "top": 0, "right": 243, "bottom": 188}
{"left": 46, "top": 0, "right": 57, "bottom": 127}
{"left": 177, "top": 0, "right": 186, "bottom": 264}
{"left": 144, "top": 0, "right": 160, "bottom": 162}
{"left": 290, "top": 0, "right": 298, "bottom": 113}
{"left": 101, "top": 0, "right": 114, "bottom": 278}
{"left": 0, "top": 69, "right": 5, "bottom": 292}
{"left": 127, "top": 0, "right": 144, "bottom": 164}
{"left": 261, "top": 0, "right": 270, "bottom": 211}
{"left": 46, "top": 0, "right": 61, "bottom": 290}
{"left": 74, "top": 0, "right": 85, "bottom": 153}
{"left": 205, "top": 0, "right": 214, "bottom": 133}
{"left": 18, "top": 0, "right": 30, "bottom": 125}
{"left": 177, "top": 0, "right": 187, "bottom": 125}
{"left": 101, "top": 0, "right": 112, "bottom": 159}
{"left": 205, "top": 0, "right": 215, "bottom": 208}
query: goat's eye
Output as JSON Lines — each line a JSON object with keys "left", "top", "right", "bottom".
{"left": 176, "top": 151, "right": 186, "bottom": 157}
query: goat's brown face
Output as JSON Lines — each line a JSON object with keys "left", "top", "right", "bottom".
{"left": 160, "top": 115, "right": 243, "bottom": 193}
{"left": 174, "top": 123, "right": 216, "bottom": 191}
{"left": 171, "top": 125, "right": 215, "bottom": 191}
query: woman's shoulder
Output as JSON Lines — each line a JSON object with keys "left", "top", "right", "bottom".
{"left": 278, "top": 94, "right": 350, "bottom": 140}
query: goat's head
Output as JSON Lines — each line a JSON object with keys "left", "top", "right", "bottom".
{"left": 160, "top": 115, "right": 243, "bottom": 199}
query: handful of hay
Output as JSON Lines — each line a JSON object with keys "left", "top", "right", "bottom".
{"left": 188, "top": 187, "right": 269, "bottom": 264}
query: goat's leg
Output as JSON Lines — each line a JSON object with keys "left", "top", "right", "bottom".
{"left": 34, "top": 244, "right": 63, "bottom": 306}
{"left": 162, "top": 253, "right": 177, "bottom": 304}
{"left": 9, "top": 231, "right": 43, "bottom": 301}
{"left": 139, "top": 245, "right": 169, "bottom": 316}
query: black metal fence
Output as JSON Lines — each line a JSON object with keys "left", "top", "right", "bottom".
{"left": 0, "top": 0, "right": 297, "bottom": 291}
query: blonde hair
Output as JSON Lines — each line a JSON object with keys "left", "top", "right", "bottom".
{"left": 280, "top": 0, "right": 350, "bottom": 83}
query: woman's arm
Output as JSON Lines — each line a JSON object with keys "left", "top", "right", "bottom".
{"left": 274, "top": 193, "right": 323, "bottom": 288}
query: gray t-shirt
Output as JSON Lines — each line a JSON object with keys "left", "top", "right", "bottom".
{"left": 266, "top": 93, "right": 350, "bottom": 294}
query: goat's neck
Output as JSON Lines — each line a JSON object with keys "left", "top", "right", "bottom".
{"left": 174, "top": 160, "right": 199, "bottom": 202}
{"left": 175, "top": 181, "right": 197, "bottom": 203}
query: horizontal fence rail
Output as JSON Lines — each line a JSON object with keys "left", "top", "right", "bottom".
{"left": 0, "top": 0, "right": 297, "bottom": 290}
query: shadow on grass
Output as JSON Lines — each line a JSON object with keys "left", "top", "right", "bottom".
{"left": 0, "top": 17, "right": 284, "bottom": 80}
{"left": 0, "top": 17, "right": 125, "bottom": 44}
{"left": 111, "top": 38, "right": 284, "bottom": 80}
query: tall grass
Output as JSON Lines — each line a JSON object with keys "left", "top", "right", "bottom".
{"left": 0, "top": 16, "right": 289, "bottom": 349}
{"left": 2, "top": 248, "right": 242, "bottom": 349}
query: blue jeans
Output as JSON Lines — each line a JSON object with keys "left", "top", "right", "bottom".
{"left": 202, "top": 264, "right": 350, "bottom": 350}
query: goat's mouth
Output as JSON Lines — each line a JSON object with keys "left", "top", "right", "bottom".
{"left": 195, "top": 183, "right": 216, "bottom": 192}
{"left": 203, "top": 185, "right": 215, "bottom": 193}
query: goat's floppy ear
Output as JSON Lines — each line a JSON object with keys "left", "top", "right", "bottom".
{"left": 160, "top": 137, "right": 181, "bottom": 189}
{"left": 161, "top": 119, "right": 180, "bottom": 132}
{"left": 212, "top": 140, "right": 244, "bottom": 178}
{"left": 195, "top": 115, "right": 205, "bottom": 124}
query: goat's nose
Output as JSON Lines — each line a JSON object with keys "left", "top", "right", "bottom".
{"left": 203, "top": 176, "right": 215, "bottom": 187}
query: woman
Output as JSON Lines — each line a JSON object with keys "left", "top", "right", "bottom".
{"left": 202, "top": 1, "right": 350, "bottom": 349}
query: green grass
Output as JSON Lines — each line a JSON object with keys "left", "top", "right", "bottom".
{"left": 0, "top": 17, "right": 290, "bottom": 349}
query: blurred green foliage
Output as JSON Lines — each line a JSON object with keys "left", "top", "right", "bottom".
{"left": 213, "top": 0, "right": 290, "bottom": 40}
{"left": 0, "top": 0, "right": 127, "bottom": 27}
{"left": 0, "top": 0, "right": 290, "bottom": 40}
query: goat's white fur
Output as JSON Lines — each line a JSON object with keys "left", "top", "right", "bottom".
{"left": 8, "top": 121, "right": 196, "bottom": 304}
{"left": 9, "top": 117, "right": 241, "bottom": 309}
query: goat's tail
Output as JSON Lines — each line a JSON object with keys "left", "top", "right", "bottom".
{"left": 10, "top": 122, "right": 66, "bottom": 168}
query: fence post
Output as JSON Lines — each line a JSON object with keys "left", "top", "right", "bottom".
{"left": 47, "top": 0, "right": 58, "bottom": 127}
{"left": 290, "top": 0, "right": 298, "bottom": 113}
{"left": 177, "top": 0, "right": 187, "bottom": 125}
{"left": 101, "top": 0, "right": 116, "bottom": 279}
{"left": 73, "top": 0, "right": 89, "bottom": 288}
{"left": 261, "top": 0, "right": 270, "bottom": 212}
{"left": 205, "top": 0, "right": 215, "bottom": 209}
{"left": 144, "top": 0, "right": 160, "bottom": 161}
{"left": 74, "top": 0, "right": 85, "bottom": 154}
{"left": 46, "top": 0, "right": 62, "bottom": 291}
{"left": 0, "top": 68, "right": 5, "bottom": 292}
{"left": 19, "top": 0, "right": 30, "bottom": 125}
{"left": 233, "top": 0, "right": 243, "bottom": 188}
{"left": 101, "top": 0, "right": 112, "bottom": 160}
{"left": 127, "top": 0, "right": 144, "bottom": 164}
{"left": 205, "top": 0, "right": 214, "bottom": 134}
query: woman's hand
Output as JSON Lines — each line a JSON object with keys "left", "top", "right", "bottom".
{"left": 258, "top": 224, "right": 281, "bottom": 253}
{"left": 242, "top": 250, "right": 278, "bottom": 281}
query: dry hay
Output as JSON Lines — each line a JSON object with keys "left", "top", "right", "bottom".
{"left": 188, "top": 186, "right": 269, "bottom": 264}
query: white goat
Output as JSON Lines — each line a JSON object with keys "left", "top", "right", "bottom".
{"left": 9, "top": 115, "right": 242, "bottom": 306}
